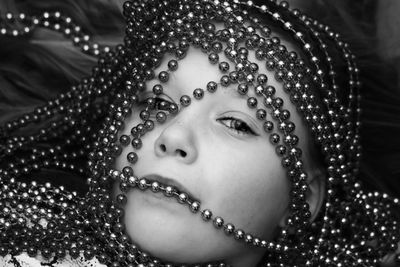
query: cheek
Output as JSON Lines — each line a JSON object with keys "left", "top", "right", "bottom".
{"left": 203, "top": 141, "right": 290, "bottom": 240}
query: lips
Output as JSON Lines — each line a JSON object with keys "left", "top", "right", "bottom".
{"left": 143, "top": 174, "right": 197, "bottom": 201}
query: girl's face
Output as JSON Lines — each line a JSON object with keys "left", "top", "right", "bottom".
{"left": 114, "top": 46, "right": 314, "bottom": 265}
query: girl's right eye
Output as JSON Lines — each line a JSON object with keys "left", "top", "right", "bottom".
{"left": 139, "top": 96, "right": 173, "bottom": 111}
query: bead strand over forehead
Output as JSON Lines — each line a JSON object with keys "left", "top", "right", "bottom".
{"left": 0, "top": 0, "right": 399, "bottom": 266}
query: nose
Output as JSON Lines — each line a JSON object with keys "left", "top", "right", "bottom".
{"left": 154, "top": 119, "right": 198, "bottom": 164}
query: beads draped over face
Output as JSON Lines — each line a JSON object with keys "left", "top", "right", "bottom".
{"left": 0, "top": 0, "right": 399, "bottom": 266}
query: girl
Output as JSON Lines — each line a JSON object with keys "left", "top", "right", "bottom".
{"left": 0, "top": 0, "right": 399, "bottom": 266}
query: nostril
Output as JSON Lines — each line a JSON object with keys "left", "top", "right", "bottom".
{"left": 178, "top": 150, "right": 187, "bottom": 157}
{"left": 160, "top": 144, "right": 167, "bottom": 152}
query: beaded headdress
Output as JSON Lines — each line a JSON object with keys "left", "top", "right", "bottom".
{"left": 1, "top": 0, "right": 399, "bottom": 266}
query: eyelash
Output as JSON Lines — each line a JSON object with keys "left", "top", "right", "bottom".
{"left": 218, "top": 117, "right": 257, "bottom": 135}
{"left": 139, "top": 96, "right": 174, "bottom": 110}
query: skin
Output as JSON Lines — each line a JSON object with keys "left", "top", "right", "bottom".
{"left": 114, "top": 39, "right": 324, "bottom": 265}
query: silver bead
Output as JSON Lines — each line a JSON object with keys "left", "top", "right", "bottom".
{"left": 234, "top": 229, "right": 245, "bottom": 240}
{"left": 180, "top": 95, "right": 191, "bottom": 107}
{"left": 245, "top": 234, "right": 253, "bottom": 243}
{"left": 164, "top": 186, "right": 175, "bottom": 197}
{"left": 151, "top": 182, "right": 160, "bottom": 192}
{"left": 128, "top": 176, "right": 138, "bottom": 187}
{"left": 201, "top": 209, "right": 212, "bottom": 221}
{"left": 139, "top": 179, "right": 148, "bottom": 190}
{"left": 190, "top": 201, "right": 200, "bottom": 213}
{"left": 178, "top": 193, "right": 188, "bottom": 203}
{"left": 213, "top": 217, "right": 224, "bottom": 228}
{"left": 193, "top": 88, "right": 204, "bottom": 100}
{"left": 224, "top": 223, "right": 235, "bottom": 235}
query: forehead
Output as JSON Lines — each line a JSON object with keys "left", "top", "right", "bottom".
{"left": 145, "top": 20, "right": 301, "bottom": 90}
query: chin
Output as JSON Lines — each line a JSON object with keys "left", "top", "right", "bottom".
{"left": 123, "top": 197, "right": 207, "bottom": 263}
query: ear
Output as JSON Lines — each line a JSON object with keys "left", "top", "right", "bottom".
{"left": 278, "top": 168, "right": 325, "bottom": 227}
{"left": 306, "top": 168, "right": 325, "bottom": 222}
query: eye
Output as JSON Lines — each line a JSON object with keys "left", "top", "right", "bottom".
{"left": 138, "top": 95, "right": 174, "bottom": 110}
{"left": 218, "top": 117, "right": 257, "bottom": 135}
{"left": 154, "top": 97, "right": 173, "bottom": 111}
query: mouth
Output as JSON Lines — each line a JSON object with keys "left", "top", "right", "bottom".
{"left": 141, "top": 174, "right": 199, "bottom": 204}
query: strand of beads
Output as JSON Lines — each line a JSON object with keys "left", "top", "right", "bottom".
{"left": 0, "top": 11, "right": 110, "bottom": 56}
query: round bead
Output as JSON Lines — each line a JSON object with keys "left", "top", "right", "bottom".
{"left": 151, "top": 182, "right": 160, "bottom": 192}
{"left": 180, "top": 95, "right": 191, "bottom": 106}
{"left": 178, "top": 193, "right": 188, "bottom": 203}
{"left": 138, "top": 179, "right": 148, "bottom": 190}
{"left": 167, "top": 60, "right": 178, "bottom": 71}
{"left": 257, "top": 74, "right": 268, "bottom": 84}
{"left": 156, "top": 112, "right": 167, "bottom": 123}
{"left": 245, "top": 234, "right": 253, "bottom": 243}
{"left": 220, "top": 75, "right": 230, "bottom": 86}
{"left": 256, "top": 109, "right": 267, "bottom": 120}
{"left": 164, "top": 186, "right": 175, "bottom": 197}
{"left": 208, "top": 53, "right": 219, "bottom": 64}
{"left": 234, "top": 229, "right": 245, "bottom": 240}
{"left": 263, "top": 121, "right": 274, "bottom": 132}
{"left": 224, "top": 223, "right": 235, "bottom": 235}
{"left": 237, "top": 83, "right": 248, "bottom": 95}
{"left": 131, "top": 138, "right": 142, "bottom": 149}
{"left": 168, "top": 103, "right": 179, "bottom": 114}
{"left": 158, "top": 71, "right": 169, "bottom": 82}
{"left": 247, "top": 97, "right": 258, "bottom": 108}
{"left": 193, "top": 88, "right": 204, "bottom": 100}
{"left": 207, "top": 81, "right": 218, "bottom": 93}
{"left": 144, "top": 120, "right": 154, "bottom": 130}
{"left": 213, "top": 217, "right": 224, "bottom": 228}
{"left": 152, "top": 84, "right": 163, "bottom": 95}
{"left": 190, "top": 201, "right": 200, "bottom": 213}
{"left": 201, "top": 209, "right": 212, "bottom": 221}
{"left": 219, "top": 62, "right": 230, "bottom": 72}
{"left": 270, "top": 133, "right": 280, "bottom": 144}
{"left": 127, "top": 152, "right": 138, "bottom": 164}
{"left": 119, "top": 135, "right": 131, "bottom": 146}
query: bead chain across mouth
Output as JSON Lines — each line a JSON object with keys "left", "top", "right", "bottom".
{"left": 110, "top": 168, "right": 272, "bottom": 249}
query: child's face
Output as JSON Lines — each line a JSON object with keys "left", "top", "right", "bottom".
{"left": 114, "top": 46, "right": 310, "bottom": 265}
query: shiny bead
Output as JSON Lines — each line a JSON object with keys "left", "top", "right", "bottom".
{"left": 193, "top": 88, "right": 204, "bottom": 100}
{"left": 256, "top": 109, "right": 267, "bottom": 120}
{"left": 151, "top": 182, "right": 160, "bottom": 192}
{"left": 234, "top": 229, "right": 245, "bottom": 240}
{"left": 119, "top": 135, "right": 130, "bottom": 146}
{"left": 224, "top": 223, "right": 235, "bottom": 235}
{"left": 152, "top": 84, "right": 163, "bottom": 95}
{"left": 220, "top": 75, "right": 230, "bottom": 86}
{"left": 237, "top": 83, "right": 248, "bottom": 95}
{"left": 178, "top": 193, "right": 188, "bottom": 203}
{"left": 127, "top": 152, "right": 138, "bottom": 164}
{"left": 156, "top": 112, "right": 167, "bottom": 123}
{"left": 219, "top": 62, "right": 230, "bottom": 72}
{"left": 247, "top": 97, "right": 257, "bottom": 108}
{"left": 180, "top": 95, "right": 191, "bottom": 106}
{"left": 263, "top": 121, "right": 274, "bottom": 132}
{"left": 164, "top": 186, "right": 175, "bottom": 197}
{"left": 208, "top": 53, "right": 219, "bottom": 64}
{"left": 190, "top": 201, "right": 200, "bottom": 213}
{"left": 245, "top": 234, "right": 253, "bottom": 243}
{"left": 207, "top": 81, "right": 218, "bottom": 93}
{"left": 158, "top": 71, "right": 169, "bottom": 82}
{"left": 131, "top": 138, "right": 142, "bottom": 149}
{"left": 201, "top": 209, "right": 212, "bottom": 221}
{"left": 270, "top": 133, "right": 280, "bottom": 144}
{"left": 139, "top": 179, "right": 148, "bottom": 190}
{"left": 213, "top": 217, "right": 224, "bottom": 228}
{"left": 167, "top": 60, "right": 178, "bottom": 71}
